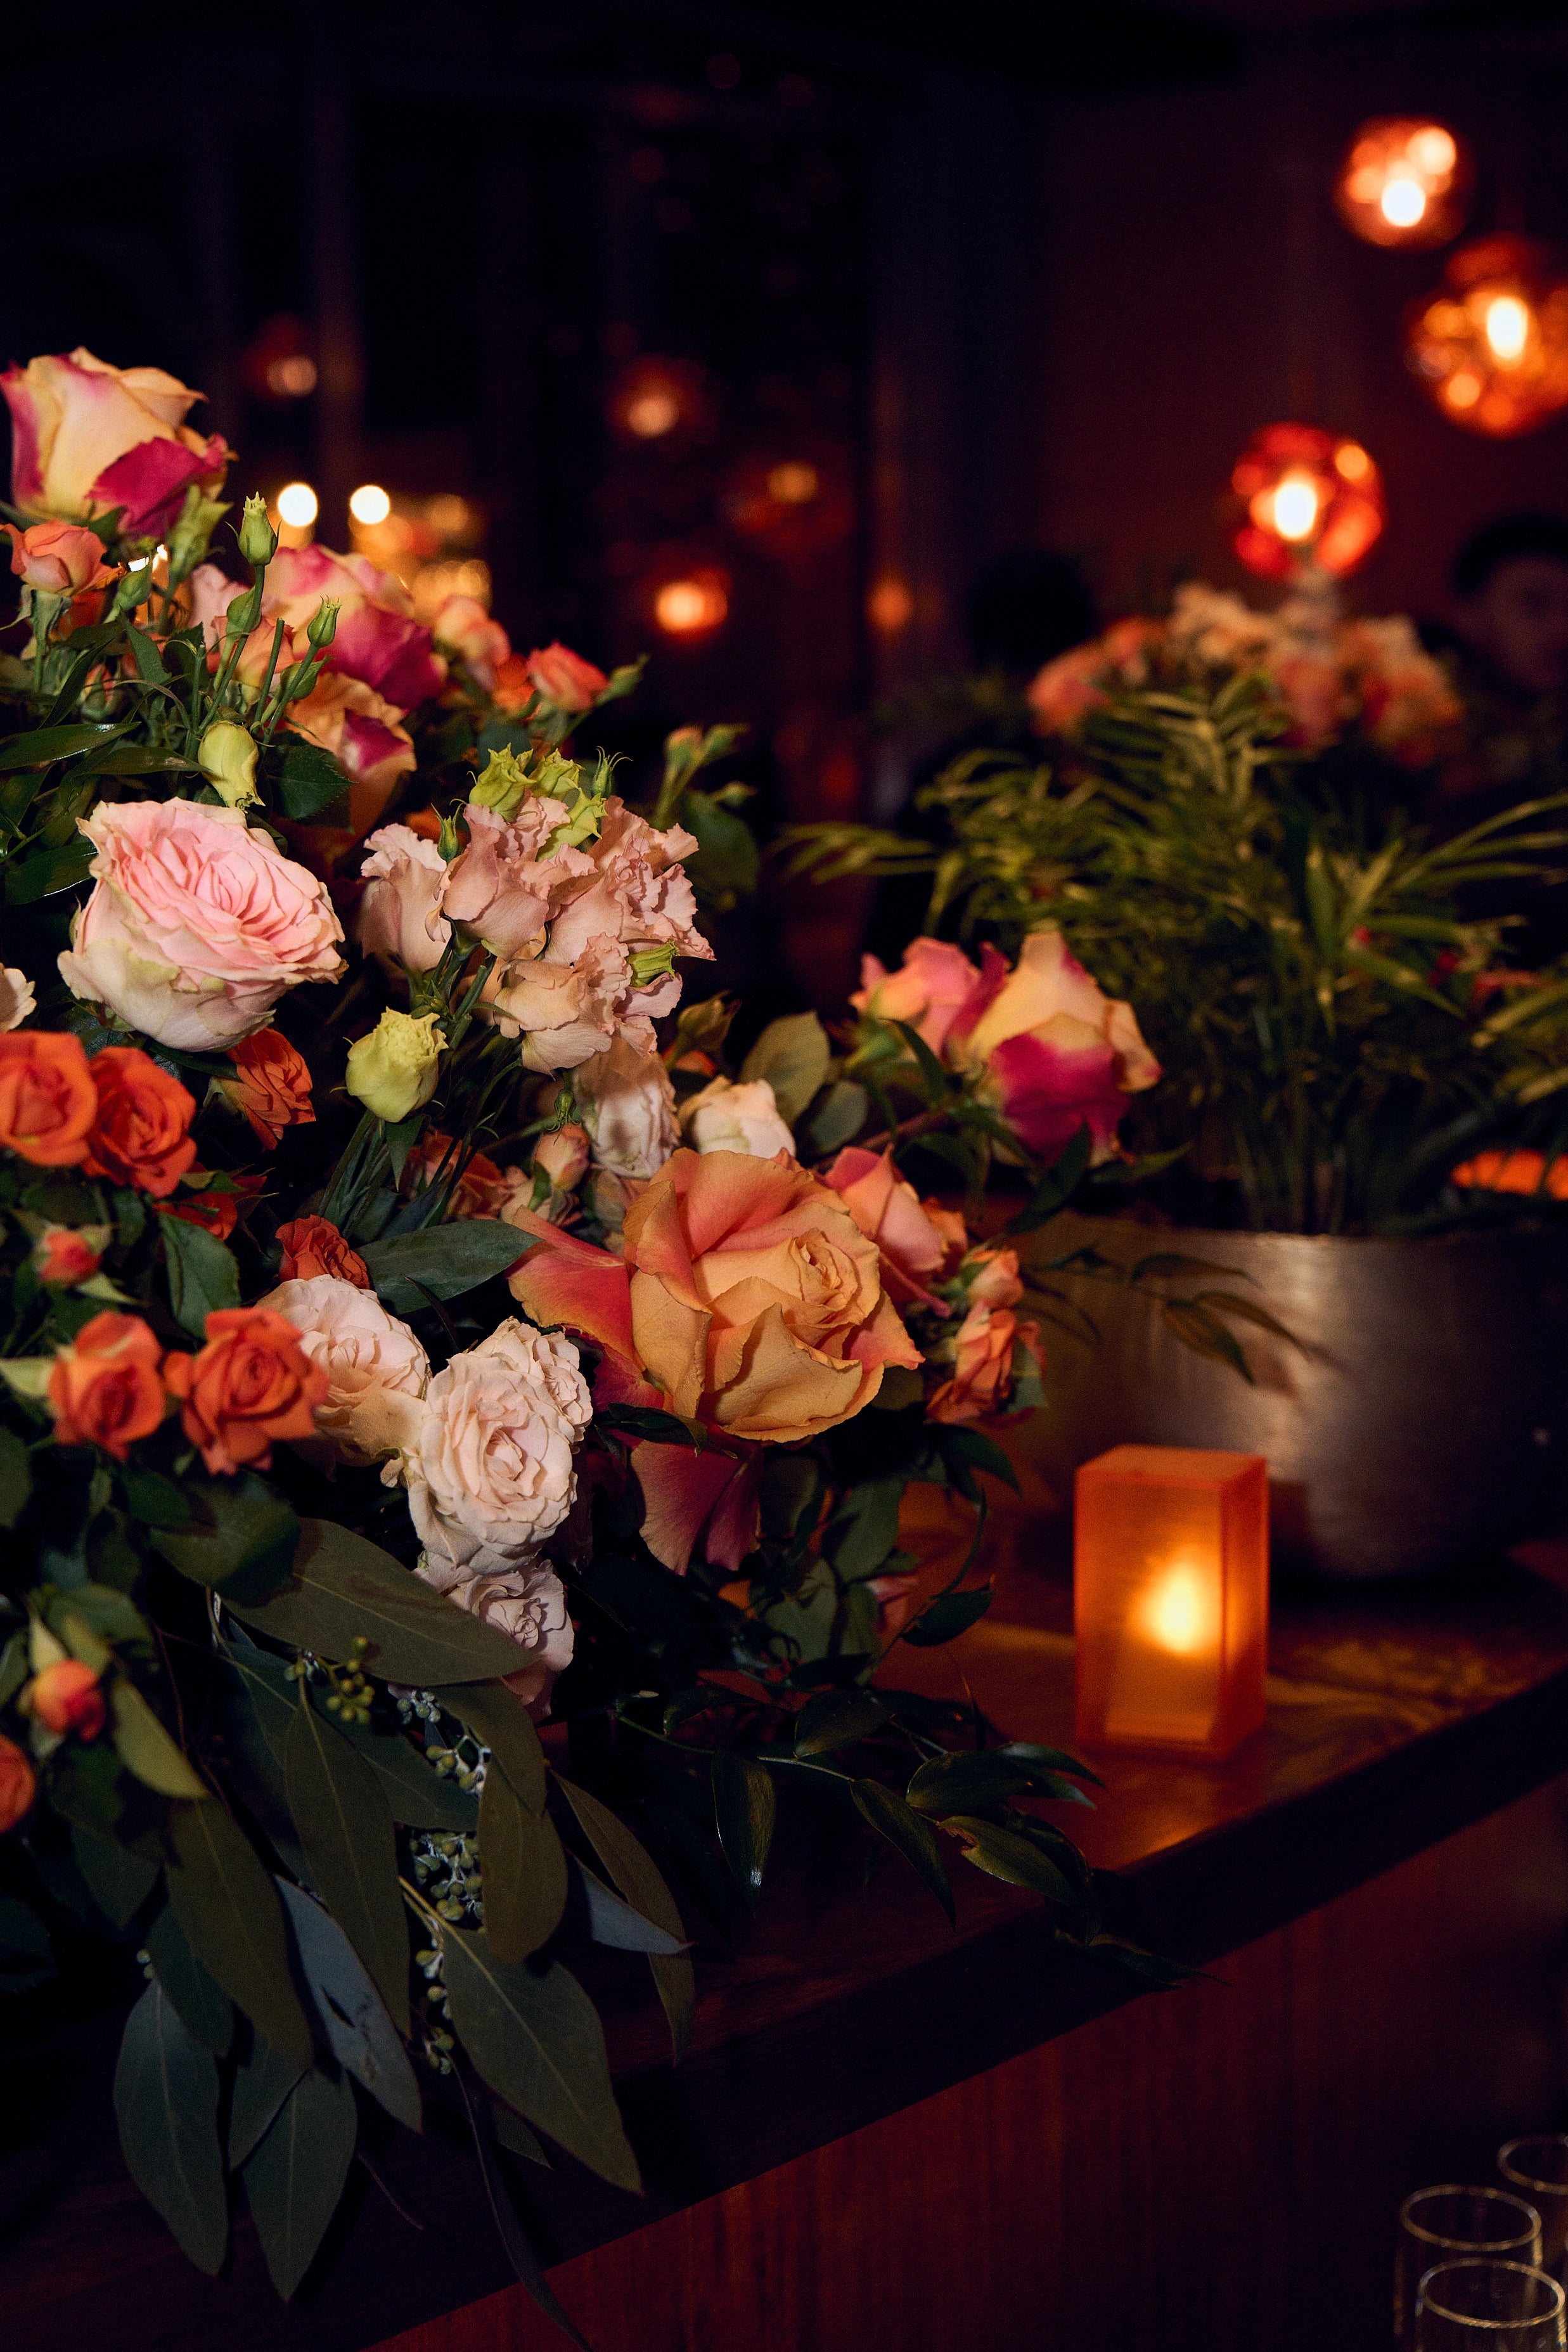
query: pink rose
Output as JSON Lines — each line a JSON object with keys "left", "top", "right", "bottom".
{"left": 3, "top": 349, "right": 229, "bottom": 538}
{"left": 4, "top": 521, "right": 119, "bottom": 594}
{"left": 961, "top": 1244, "right": 1024, "bottom": 1309}
{"left": 951, "top": 929, "right": 1160, "bottom": 1164}
{"left": 851, "top": 936, "right": 980, "bottom": 1056}
{"left": 434, "top": 593, "right": 511, "bottom": 694}
{"left": 576, "top": 1038, "right": 679, "bottom": 1179}
{"left": 402, "top": 1319, "right": 590, "bottom": 1578}
{"left": 442, "top": 798, "right": 589, "bottom": 959}
{"left": 542, "top": 798, "right": 712, "bottom": 1020}
{"left": 929, "top": 1300, "right": 1044, "bottom": 1425}
{"left": 524, "top": 642, "right": 608, "bottom": 714}
{"left": 532, "top": 1122, "right": 591, "bottom": 1192}
{"left": 823, "top": 1146, "right": 949, "bottom": 1306}
{"left": 358, "top": 825, "right": 453, "bottom": 973}
{"left": 265, "top": 544, "right": 446, "bottom": 708}
{"left": 285, "top": 671, "right": 416, "bottom": 838}
{"left": 433, "top": 1560, "right": 575, "bottom": 1720}
{"left": 257, "top": 1274, "right": 428, "bottom": 1469}
{"left": 59, "top": 800, "right": 345, "bottom": 1050}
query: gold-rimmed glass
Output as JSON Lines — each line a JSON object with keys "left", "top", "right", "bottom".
{"left": 1416, "top": 2259, "right": 1565, "bottom": 2349}
{"left": 1398, "top": 2190, "right": 1543, "bottom": 2342}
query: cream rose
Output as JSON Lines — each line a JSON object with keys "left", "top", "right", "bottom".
{"left": 423, "top": 1559, "right": 575, "bottom": 1720}
{"left": 257, "top": 1275, "right": 429, "bottom": 1469}
{"left": 402, "top": 1318, "right": 589, "bottom": 1578}
{"left": 680, "top": 1075, "right": 795, "bottom": 1160}
{"left": 58, "top": 800, "right": 345, "bottom": 1051}
{"left": 577, "top": 1037, "right": 679, "bottom": 1178}
{"left": 0, "top": 969, "right": 36, "bottom": 1032}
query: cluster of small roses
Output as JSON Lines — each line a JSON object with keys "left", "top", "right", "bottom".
{"left": 1027, "top": 581, "right": 1463, "bottom": 766}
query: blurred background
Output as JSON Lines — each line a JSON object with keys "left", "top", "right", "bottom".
{"left": 8, "top": 0, "right": 1568, "bottom": 1007}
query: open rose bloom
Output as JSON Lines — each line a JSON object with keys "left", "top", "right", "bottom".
{"left": 3, "top": 349, "right": 228, "bottom": 539}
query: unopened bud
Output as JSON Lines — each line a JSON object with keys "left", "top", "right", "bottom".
{"left": 306, "top": 597, "right": 340, "bottom": 650}
{"left": 238, "top": 493, "right": 278, "bottom": 569}
{"left": 345, "top": 1009, "right": 444, "bottom": 1125}
{"left": 198, "top": 720, "right": 260, "bottom": 808}
{"left": 470, "top": 746, "right": 530, "bottom": 823}
{"left": 533, "top": 1122, "right": 590, "bottom": 1191}
{"left": 110, "top": 564, "right": 157, "bottom": 617}
{"left": 225, "top": 580, "right": 264, "bottom": 641}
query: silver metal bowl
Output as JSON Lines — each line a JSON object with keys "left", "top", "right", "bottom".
{"left": 1021, "top": 1215, "right": 1568, "bottom": 1580}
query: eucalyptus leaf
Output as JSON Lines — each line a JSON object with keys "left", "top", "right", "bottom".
{"left": 71, "top": 1824, "right": 159, "bottom": 1929}
{"left": 711, "top": 1751, "right": 775, "bottom": 1909}
{"left": 166, "top": 1798, "right": 314, "bottom": 2069}
{"left": 229, "top": 1520, "right": 528, "bottom": 1685}
{"left": 359, "top": 1220, "right": 525, "bottom": 1315}
{"left": 740, "top": 1011, "right": 831, "bottom": 1121}
{"left": 479, "top": 1758, "right": 567, "bottom": 1963}
{"left": 555, "top": 1776, "right": 693, "bottom": 2062}
{"left": 489, "top": 2098, "right": 551, "bottom": 2165}
{"left": 145, "top": 1903, "right": 235, "bottom": 2056}
{"left": 110, "top": 1681, "right": 209, "bottom": 1798}
{"left": 113, "top": 1980, "right": 228, "bottom": 2275}
{"left": 276, "top": 1878, "right": 421, "bottom": 2132}
{"left": 444, "top": 1677, "right": 547, "bottom": 1811}
{"left": 459, "top": 2075, "right": 586, "bottom": 2351}
{"left": 243, "top": 2065, "right": 357, "bottom": 2300}
{"left": 575, "top": 1859, "right": 688, "bottom": 1954}
{"left": 285, "top": 1688, "right": 410, "bottom": 2032}
{"left": 160, "top": 1212, "right": 240, "bottom": 1335}
{"left": 851, "top": 1781, "right": 955, "bottom": 1922}
{"left": 228, "top": 2031, "right": 305, "bottom": 2168}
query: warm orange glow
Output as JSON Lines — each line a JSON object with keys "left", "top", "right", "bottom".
{"left": 349, "top": 483, "right": 392, "bottom": 526}
{"left": 1333, "top": 115, "right": 1470, "bottom": 250}
{"left": 265, "top": 353, "right": 317, "bottom": 398}
{"left": 1230, "top": 423, "right": 1385, "bottom": 579}
{"left": 626, "top": 389, "right": 681, "bottom": 438}
{"left": 868, "top": 574, "right": 914, "bottom": 634}
{"left": 608, "top": 356, "right": 707, "bottom": 445}
{"left": 1074, "top": 1445, "right": 1268, "bottom": 1758}
{"left": 768, "top": 461, "right": 819, "bottom": 505}
{"left": 1406, "top": 236, "right": 1568, "bottom": 437}
{"left": 276, "top": 481, "right": 318, "bottom": 529}
{"left": 654, "top": 571, "right": 729, "bottom": 636}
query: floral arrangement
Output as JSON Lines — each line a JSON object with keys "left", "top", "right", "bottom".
{"left": 0, "top": 347, "right": 1178, "bottom": 2325}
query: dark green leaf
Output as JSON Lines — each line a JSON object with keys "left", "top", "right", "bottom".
{"left": 949, "top": 1818, "right": 1076, "bottom": 1903}
{"left": 901, "top": 1584, "right": 994, "bottom": 1646}
{"left": 122, "top": 1466, "right": 189, "bottom": 1529}
{"left": 4, "top": 838, "right": 94, "bottom": 904}
{"left": 145, "top": 1903, "right": 236, "bottom": 2056}
{"left": 444, "top": 1678, "right": 548, "bottom": 1811}
{"left": 575, "top": 1861, "right": 687, "bottom": 1953}
{"left": 222, "top": 1636, "right": 297, "bottom": 1772}
{"left": 110, "top": 1680, "right": 210, "bottom": 1797}
{"left": 160, "top": 1214, "right": 240, "bottom": 1336}
{"left": 152, "top": 1473, "right": 299, "bottom": 1600}
{"left": 0, "top": 721, "right": 120, "bottom": 770}
{"left": 0, "top": 1894, "right": 55, "bottom": 1990}
{"left": 489, "top": 2098, "right": 550, "bottom": 2165}
{"left": 821, "top": 1478, "right": 904, "bottom": 1581}
{"left": 243, "top": 2065, "right": 357, "bottom": 2300}
{"left": 806, "top": 1078, "right": 869, "bottom": 1156}
{"left": 890, "top": 1018, "right": 948, "bottom": 1097}
{"left": 228, "top": 1519, "right": 529, "bottom": 1686}
{"left": 442, "top": 1931, "right": 641, "bottom": 2192}
{"left": 331, "top": 1714, "right": 480, "bottom": 1832}
{"left": 711, "top": 1751, "right": 775, "bottom": 1909}
{"left": 359, "top": 1220, "right": 525, "bottom": 1315}
{"left": 998, "top": 1740, "right": 1103, "bottom": 1791}
{"left": 679, "top": 785, "right": 760, "bottom": 908}
{"left": 596, "top": 1403, "right": 704, "bottom": 1449}
{"left": 229, "top": 2031, "right": 304, "bottom": 2168}
{"left": 76, "top": 744, "right": 194, "bottom": 776}
{"left": 276, "top": 1878, "right": 421, "bottom": 2131}
{"left": 906, "top": 1750, "right": 1034, "bottom": 1816}
{"left": 125, "top": 625, "right": 168, "bottom": 683}
{"left": 0, "top": 1426, "right": 30, "bottom": 1528}
{"left": 740, "top": 1011, "right": 831, "bottom": 1121}
{"left": 935, "top": 1426, "right": 1020, "bottom": 1495}
{"left": 71, "top": 1825, "right": 159, "bottom": 1929}
{"left": 479, "top": 1758, "right": 568, "bottom": 1963}
{"left": 276, "top": 737, "right": 352, "bottom": 820}
{"left": 1008, "top": 1125, "right": 1093, "bottom": 1231}
{"left": 166, "top": 1797, "right": 314, "bottom": 2069}
{"left": 794, "top": 1689, "right": 889, "bottom": 1756}
{"left": 113, "top": 1980, "right": 228, "bottom": 2275}
{"left": 285, "top": 1690, "right": 409, "bottom": 2032}
{"left": 555, "top": 1776, "right": 693, "bottom": 2062}
{"left": 851, "top": 1781, "right": 954, "bottom": 1922}
{"left": 458, "top": 2074, "right": 588, "bottom": 2351}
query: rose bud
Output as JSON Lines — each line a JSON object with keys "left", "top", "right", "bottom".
{"left": 32, "top": 1224, "right": 106, "bottom": 1286}
{"left": 198, "top": 719, "right": 260, "bottom": 809}
{"left": 27, "top": 1658, "right": 107, "bottom": 1741}
{"left": 0, "top": 1734, "right": 36, "bottom": 1830}
{"left": 345, "top": 1008, "right": 444, "bottom": 1125}
{"left": 533, "top": 1123, "right": 591, "bottom": 1191}
{"left": 238, "top": 492, "right": 278, "bottom": 569}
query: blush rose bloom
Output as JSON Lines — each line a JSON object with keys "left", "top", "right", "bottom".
{"left": 577, "top": 1038, "right": 679, "bottom": 1179}
{"left": 164, "top": 1308, "right": 331, "bottom": 1476}
{"left": 258, "top": 1274, "right": 428, "bottom": 1469}
{"left": 47, "top": 1312, "right": 166, "bottom": 1458}
{"left": 285, "top": 669, "right": 417, "bottom": 839}
{"left": 951, "top": 929, "right": 1160, "bottom": 1164}
{"left": 929, "top": 1299, "right": 1044, "bottom": 1424}
{"left": 442, "top": 799, "right": 589, "bottom": 959}
{"left": 0, "top": 969, "right": 36, "bottom": 1031}
{"left": 823, "top": 1146, "right": 949, "bottom": 1307}
{"left": 401, "top": 1320, "right": 591, "bottom": 1579}
{"left": 3, "top": 349, "right": 229, "bottom": 538}
{"left": 59, "top": 801, "right": 345, "bottom": 1052}
{"left": 4, "top": 520, "right": 119, "bottom": 594}
{"left": 359, "top": 825, "right": 453, "bottom": 973}
{"left": 188, "top": 546, "right": 446, "bottom": 710}
{"left": 508, "top": 1149, "right": 920, "bottom": 1444}
{"left": 431, "top": 1560, "right": 577, "bottom": 1720}
{"left": 851, "top": 936, "right": 981, "bottom": 1056}
{"left": 524, "top": 642, "right": 608, "bottom": 713}
{"left": 679, "top": 1076, "right": 795, "bottom": 1160}
{"left": 433, "top": 593, "right": 511, "bottom": 693}
{"left": 541, "top": 800, "right": 711, "bottom": 1020}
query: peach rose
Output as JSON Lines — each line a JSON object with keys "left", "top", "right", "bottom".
{"left": 263, "top": 543, "right": 447, "bottom": 708}
{"left": 510, "top": 1149, "right": 920, "bottom": 1443}
{"left": 60, "top": 800, "right": 345, "bottom": 1052}
{"left": 358, "top": 824, "right": 453, "bottom": 973}
{"left": 0, "top": 1735, "right": 35, "bottom": 1830}
{"left": 532, "top": 1123, "right": 591, "bottom": 1193}
{"left": 823, "top": 1146, "right": 949, "bottom": 1307}
{"left": 426, "top": 1560, "right": 575, "bottom": 1720}
{"left": 276, "top": 1215, "right": 371, "bottom": 1285}
{"left": 47, "top": 1311, "right": 165, "bottom": 1458}
{"left": 679, "top": 1076, "right": 794, "bottom": 1160}
{"left": 0, "top": 969, "right": 36, "bottom": 1031}
{"left": 82, "top": 1045, "right": 196, "bottom": 1197}
{"left": 524, "top": 642, "right": 608, "bottom": 714}
{"left": 27, "top": 1658, "right": 106, "bottom": 1740}
{"left": 951, "top": 929, "right": 1160, "bottom": 1164}
{"left": 0, "top": 1031, "right": 96, "bottom": 1167}
{"left": 402, "top": 1320, "right": 591, "bottom": 1578}
{"left": 434, "top": 593, "right": 511, "bottom": 693}
{"left": 442, "top": 798, "right": 589, "bottom": 960}
{"left": 577, "top": 1038, "right": 678, "bottom": 1179}
{"left": 258, "top": 1275, "right": 428, "bottom": 1469}
{"left": 284, "top": 669, "right": 416, "bottom": 840}
{"left": 3, "top": 348, "right": 229, "bottom": 538}
{"left": 4, "top": 520, "right": 119, "bottom": 594}
{"left": 851, "top": 936, "right": 981, "bottom": 1056}
{"left": 223, "top": 1028, "right": 314, "bottom": 1149}
{"left": 961, "top": 1244, "right": 1025, "bottom": 1308}
{"left": 164, "top": 1307, "right": 330, "bottom": 1476}
{"left": 928, "top": 1300, "right": 1044, "bottom": 1425}
{"left": 482, "top": 933, "right": 633, "bottom": 1072}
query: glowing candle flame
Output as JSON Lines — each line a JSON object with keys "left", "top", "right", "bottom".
{"left": 1380, "top": 177, "right": 1427, "bottom": 229}
{"left": 1134, "top": 1558, "right": 1221, "bottom": 1658}
{"left": 1271, "top": 473, "right": 1320, "bottom": 542}
{"left": 276, "top": 482, "right": 318, "bottom": 529}
{"left": 349, "top": 483, "right": 392, "bottom": 526}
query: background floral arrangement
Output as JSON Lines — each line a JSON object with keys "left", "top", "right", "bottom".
{"left": 0, "top": 348, "right": 1184, "bottom": 2328}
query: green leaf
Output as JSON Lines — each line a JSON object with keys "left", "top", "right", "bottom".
{"left": 160, "top": 1214, "right": 240, "bottom": 1336}
{"left": 113, "top": 1980, "right": 228, "bottom": 2275}
{"left": 595, "top": 1402, "right": 705, "bottom": 1449}
{"left": 145, "top": 1901, "right": 236, "bottom": 2056}
{"left": 125, "top": 624, "right": 168, "bottom": 683}
{"left": 489, "top": 2098, "right": 550, "bottom": 2165}
{"left": 901, "top": 1584, "right": 995, "bottom": 1647}
{"left": 821, "top": 1479, "right": 904, "bottom": 1582}
{"left": 794, "top": 1689, "right": 889, "bottom": 1756}
{"left": 442, "top": 1930, "right": 641, "bottom": 2192}
{"left": 121, "top": 1467, "right": 190, "bottom": 1529}
{"left": 555, "top": 1776, "right": 694, "bottom": 2062}
{"left": 110, "top": 1680, "right": 210, "bottom": 1797}
{"left": 166, "top": 1797, "right": 314, "bottom": 2069}
{"left": 949, "top": 1818, "right": 1076, "bottom": 1904}
{"left": 479, "top": 1757, "right": 568, "bottom": 1964}
{"left": 243, "top": 2065, "right": 357, "bottom": 2300}
{"left": 459, "top": 2077, "right": 588, "bottom": 2352}
{"left": 4, "top": 838, "right": 94, "bottom": 904}
{"left": 740, "top": 1011, "right": 832, "bottom": 1122}
{"left": 285, "top": 1689, "right": 409, "bottom": 2032}
{"left": 679, "top": 785, "right": 760, "bottom": 908}
{"left": 807, "top": 1078, "right": 869, "bottom": 1156}
{"left": 998, "top": 1740, "right": 1103, "bottom": 1792}
{"left": 0, "top": 1894, "right": 55, "bottom": 1990}
{"left": 935, "top": 1426, "right": 1020, "bottom": 1495}
{"left": 276, "top": 1878, "right": 421, "bottom": 2131}
{"left": 222, "top": 1636, "right": 297, "bottom": 1772}
{"left": 331, "top": 1713, "right": 480, "bottom": 1832}
{"left": 711, "top": 1751, "right": 775, "bottom": 1909}
{"left": 228, "top": 1518, "right": 529, "bottom": 1686}
{"left": 851, "top": 1781, "right": 954, "bottom": 1922}
{"left": 72, "top": 1824, "right": 160, "bottom": 1929}
{"left": 575, "top": 1861, "right": 686, "bottom": 1953}
{"left": 0, "top": 721, "right": 123, "bottom": 770}
{"left": 443, "top": 1677, "right": 548, "bottom": 1811}
{"left": 0, "top": 1426, "right": 30, "bottom": 1528}
{"left": 77, "top": 744, "right": 194, "bottom": 776}
{"left": 153, "top": 1472, "right": 299, "bottom": 1602}
{"left": 276, "top": 737, "right": 352, "bottom": 821}
{"left": 905, "top": 1750, "right": 1033, "bottom": 1816}
{"left": 229, "top": 2031, "right": 304, "bottom": 2168}
{"left": 359, "top": 1219, "right": 525, "bottom": 1315}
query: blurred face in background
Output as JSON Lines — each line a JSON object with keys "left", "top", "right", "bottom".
{"left": 1458, "top": 555, "right": 1568, "bottom": 698}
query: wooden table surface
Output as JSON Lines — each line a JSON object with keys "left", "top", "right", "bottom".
{"left": 10, "top": 1523, "right": 1568, "bottom": 2352}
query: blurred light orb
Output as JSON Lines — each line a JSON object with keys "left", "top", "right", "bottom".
{"left": 1230, "top": 423, "right": 1385, "bottom": 579}
{"left": 654, "top": 571, "right": 729, "bottom": 636}
{"left": 276, "top": 482, "right": 318, "bottom": 529}
{"left": 609, "top": 357, "right": 708, "bottom": 444}
{"left": 626, "top": 388, "right": 681, "bottom": 438}
{"left": 1333, "top": 116, "right": 1470, "bottom": 249}
{"left": 1405, "top": 236, "right": 1568, "bottom": 437}
{"left": 349, "top": 483, "right": 392, "bottom": 526}
{"left": 265, "top": 353, "right": 318, "bottom": 398}
{"left": 867, "top": 574, "right": 914, "bottom": 634}
{"left": 766, "top": 461, "right": 819, "bottom": 505}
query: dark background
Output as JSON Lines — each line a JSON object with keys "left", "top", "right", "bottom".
{"left": 8, "top": 0, "right": 1568, "bottom": 1004}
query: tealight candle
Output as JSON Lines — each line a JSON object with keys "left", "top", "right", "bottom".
{"left": 1073, "top": 1445, "right": 1268, "bottom": 1759}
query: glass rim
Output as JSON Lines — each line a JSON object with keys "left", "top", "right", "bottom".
{"left": 1402, "top": 2187, "right": 1543, "bottom": 2252}
{"left": 1417, "top": 2258, "right": 1565, "bottom": 2328}
{"left": 1500, "top": 2139, "right": 1568, "bottom": 2195}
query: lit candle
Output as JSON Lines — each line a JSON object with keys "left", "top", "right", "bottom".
{"left": 1073, "top": 1446, "right": 1268, "bottom": 1759}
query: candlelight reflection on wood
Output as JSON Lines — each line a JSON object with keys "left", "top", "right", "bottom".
{"left": 1074, "top": 1445, "right": 1268, "bottom": 1759}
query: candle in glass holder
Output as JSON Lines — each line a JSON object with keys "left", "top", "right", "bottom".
{"left": 1074, "top": 1445, "right": 1268, "bottom": 1759}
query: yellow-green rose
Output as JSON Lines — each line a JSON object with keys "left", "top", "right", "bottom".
{"left": 345, "top": 1009, "right": 444, "bottom": 1124}
{"left": 197, "top": 720, "right": 259, "bottom": 808}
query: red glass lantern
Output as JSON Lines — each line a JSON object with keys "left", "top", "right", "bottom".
{"left": 1404, "top": 236, "right": 1568, "bottom": 437}
{"left": 1229, "top": 423, "right": 1386, "bottom": 580}
{"left": 1333, "top": 117, "right": 1472, "bottom": 250}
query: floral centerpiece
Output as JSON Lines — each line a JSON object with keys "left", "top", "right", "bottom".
{"left": 0, "top": 348, "right": 1181, "bottom": 2327}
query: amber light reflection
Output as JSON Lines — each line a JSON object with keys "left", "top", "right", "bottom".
{"left": 1333, "top": 116, "right": 1472, "bottom": 249}
{"left": 1406, "top": 236, "right": 1568, "bottom": 436}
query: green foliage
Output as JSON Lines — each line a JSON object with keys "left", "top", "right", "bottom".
{"left": 113, "top": 1982, "right": 229, "bottom": 2275}
{"left": 740, "top": 1011, "right": 832, "bottom": 1123}
{"left": 229, "top": 1519, "right": 529, "bottom": 1684}
{"left": 242, "top": 2065, "right": 357, "bottom": 2299}
{"left": 160, "top": 1214, "right": 240, "bottom": 1334}
{"left": 359, "top": 1218, "right": 527, "bottom": 1315}
{"left": 284, "top": 1690, "right": 409, "bottom": 2031}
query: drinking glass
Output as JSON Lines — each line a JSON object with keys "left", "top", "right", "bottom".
{"left": 1398, "top": 2190, "right": 1544, "bottom": 2342}
{"left": 1415, "top": 2259, "right": 1565, "bottom": 2349}
{"left": 1501, "top": 2142, "right": 1568, "bottom": 2280}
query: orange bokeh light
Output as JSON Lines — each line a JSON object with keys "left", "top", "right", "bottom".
{"left": 1229, "top": 423, "right": 1386, "bottom": 579}
{"left": 1405, "top": 236, "right": 1568, "bottom": 438}
{"left": 1333, "top": 116, "right": 1472, "bottom": 250}
{"left": 608, "top": 356, "right": 710, "bottom": 445}
{"left": 653, "top": 569, "right": 729, "bottom": 636}
{"left": 1074, "top": 1446, "right": 1268, "bottom": 1760}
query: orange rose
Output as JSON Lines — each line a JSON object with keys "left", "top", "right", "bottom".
{"left": 929, "top": 1302, "right": 1044, "bottom": 1425}
{"left": 27, "top": 1658, "right": 106, "bottom": 1740}
{"left": 82, "top": 1045, "right": 196, "bottom": 1196}
{"left": 161, "top": 1188, "right": 239, "bottom": 1241}
{"left": 0, "top": 1031, "right": 96, "bottom": 1166}
{"left": 0, "top": 1734, "right": 35, "bottom": 1830}
{"left": 276, "top": 1215, "right": 371, "bottom": 1286}
{"left": 1451, "top": 1149, "right": 1568, "bottom": 1200}
{"left": 47, "top": 1311, "right": 166, "bottom": 1458}
{"left": 164, "top": 1307, "right": 330, "bottom": 1475}
{"left": 224, "top": 1028, "right": 316, "bottom": 1148}
{"left": 511, "top": 1149, "right": 920, "bottom": 1444}
{"left": 32, "top": 1225, "right": 105, "bottom": 1286}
